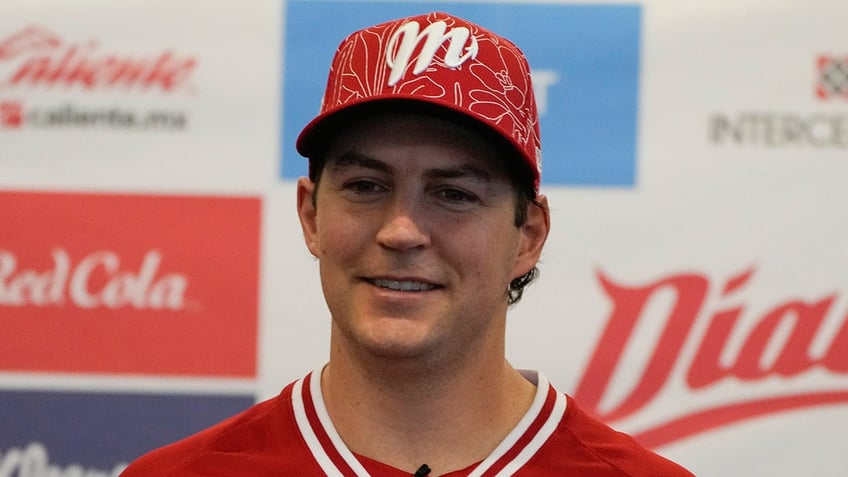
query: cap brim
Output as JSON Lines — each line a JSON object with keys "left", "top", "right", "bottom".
{"left": 297, "top": 95, "right": 510, "bottom": 159}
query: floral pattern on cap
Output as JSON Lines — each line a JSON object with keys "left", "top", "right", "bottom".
{"left": 298, "top": 11, "right": 542, "bottom": 192}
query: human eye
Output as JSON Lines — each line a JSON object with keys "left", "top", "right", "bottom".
{"left": 341, "top": 178, "right": 387, "bottom": 199}
{"left": 435, "top": 186, "right": 480, "bottom": 206}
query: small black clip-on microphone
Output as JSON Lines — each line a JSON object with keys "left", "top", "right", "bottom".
{"left": 413, "top": 464, "right": 431, "bottom": 476}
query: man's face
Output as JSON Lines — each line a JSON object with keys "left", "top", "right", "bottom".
{"left": 296, "top": 112, "right": 548, "bottom": 363}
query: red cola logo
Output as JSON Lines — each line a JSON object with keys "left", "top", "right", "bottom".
{"left": 0, "top": 25, "right": 196, "bottom": 92}
{"left": 574, "top": 268, "right": 848, "bottom": 447}
{"left": 0, "top": 248, "right": 188, "bottom": 310}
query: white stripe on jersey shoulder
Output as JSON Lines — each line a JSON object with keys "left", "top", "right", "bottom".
{"left": 493, "top": 374, "right": 567, "bottom": 477}
{"left": 467, "top": 371, "right": 567, "bottom": 477}
{"left": 292, "top": 374, "right": 347, "bottom": 477}
{"left": 309, "top": 364, "right": 372, "bottom": 476}
{"left": 291, "top": 365, "right": 372, "bottom": 477}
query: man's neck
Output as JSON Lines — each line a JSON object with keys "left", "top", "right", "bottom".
{"left": 320, "top": 344, "right": 537, "bottom": 475}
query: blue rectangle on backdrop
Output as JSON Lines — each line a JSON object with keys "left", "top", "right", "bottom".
{"left": 281, "top": 1, "right": 641, "bottom": 187}
{"left": 0, "top": 390, "right": 254, "bottom": 474}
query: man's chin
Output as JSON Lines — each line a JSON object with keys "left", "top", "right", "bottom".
{"left": 334, "top": 314, "right": 445, "bottom": 361}
{"left": 354, "top": 328, "right": 447, "bottom": 365}
{"left": 361, "top": 336, "right": 434, "bottom": 360}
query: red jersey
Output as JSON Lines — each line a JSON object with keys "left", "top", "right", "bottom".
{"left": 122, "top": 369, "right": 693, "bottom": 476}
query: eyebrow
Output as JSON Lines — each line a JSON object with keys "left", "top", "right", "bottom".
{"left": 328, "top": 151, "right": 495, "bottom": 184}
{"left": 328, "top": 151, "right": 392, "bottom": 175}
{"left": 424, "top": 163, "right": 494, "bottom": 184}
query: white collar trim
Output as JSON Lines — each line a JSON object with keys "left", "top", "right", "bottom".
{"left": 292, "top": 365, "right": 567, "bottom": 476}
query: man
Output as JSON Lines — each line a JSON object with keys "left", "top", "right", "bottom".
{"left": 123, "top": 12, "right": 694, "bottom": 476}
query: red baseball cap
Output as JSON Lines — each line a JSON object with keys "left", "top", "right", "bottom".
{"left": 296, "top": 11, "right": 542, "bottom": 194}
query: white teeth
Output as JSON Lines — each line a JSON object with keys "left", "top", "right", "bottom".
{"left": 373, "top": 279, "right": 435, "bottom": 291}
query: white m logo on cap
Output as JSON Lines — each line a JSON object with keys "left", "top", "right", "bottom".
{"left": 385, "top": 20, "right": 479, "bottom": 87}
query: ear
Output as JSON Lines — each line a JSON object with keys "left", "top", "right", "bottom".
{"left": 513, "top": 194, "right": 550, "bottom": 278}
{"left": 296, "top": 177, "right": 321, "bottom": 258}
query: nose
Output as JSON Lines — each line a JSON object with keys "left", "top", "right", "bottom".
{"left": 375, "top": 200, "right": 431, "bottom": 251}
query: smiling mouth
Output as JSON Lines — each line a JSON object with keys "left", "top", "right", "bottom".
{"left": 368, "top": 278, "right": 438, "bottom": 292}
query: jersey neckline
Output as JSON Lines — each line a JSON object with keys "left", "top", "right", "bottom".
{"left": 290, "top": 364, "right": 567, "bottom": 477}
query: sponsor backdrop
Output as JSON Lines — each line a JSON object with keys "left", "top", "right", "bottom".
{"left": 1, "top": 0, "right": 846, "bottom": 475}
